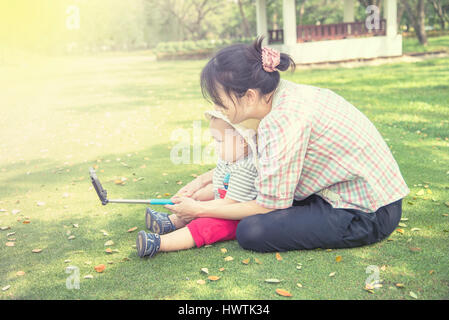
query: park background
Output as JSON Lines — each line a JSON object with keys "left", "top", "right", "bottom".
{"left": 0, "top": 0, "right": 448, "bottom": 299}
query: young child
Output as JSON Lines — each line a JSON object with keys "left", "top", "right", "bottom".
{"left": 136, "top": 110, "right": 259, "bottom": 258}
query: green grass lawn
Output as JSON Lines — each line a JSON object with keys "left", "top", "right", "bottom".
{"left": 1, "top": 49, "right": 449, "bottom": 300}
{"left": 403, "top": 33, "right": 449, "bottom": 53}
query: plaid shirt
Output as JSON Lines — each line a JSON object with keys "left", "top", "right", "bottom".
{"left": 255, "top": 79, "right": 410, "bottom": 213}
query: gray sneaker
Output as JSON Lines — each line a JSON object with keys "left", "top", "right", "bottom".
{"left": 145, "top": 207, "right": 176, "bottom": 234}
{"left": 136, "top": 231, "right": 161, "bottom": 258}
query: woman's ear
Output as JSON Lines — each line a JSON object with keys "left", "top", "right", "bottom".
{"left": 244, "top": 89, "right": 259, "bottom": 106}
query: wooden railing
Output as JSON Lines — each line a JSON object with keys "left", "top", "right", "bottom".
{"left": 268, "top": 20, "right": 386, "bottom": 44}
{"left": 268, "top": 29, "right": 284, "bottom": 44}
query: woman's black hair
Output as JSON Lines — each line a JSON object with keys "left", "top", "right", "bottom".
{"left": 200, "top": 36, "right": 296, "bottom": 109}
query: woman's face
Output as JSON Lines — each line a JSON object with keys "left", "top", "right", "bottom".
{"left": 213, "top": 86, "right": 257, "bottom": 124}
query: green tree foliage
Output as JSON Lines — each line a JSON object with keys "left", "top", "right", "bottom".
{"left": 296, "top": 0, "right": 343, "bottom": 26}
{"left": 1, "top": 0, "right": 446, "bottom": 56}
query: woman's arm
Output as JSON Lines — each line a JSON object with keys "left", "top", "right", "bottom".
{"left": 198, "top": 199, "right": 273, "bottom": 220}
{"left": 165, "top": 197, "right": 273, "bottom": 221}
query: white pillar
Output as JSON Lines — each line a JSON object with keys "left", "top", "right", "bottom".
{"left": 282, "top": 0, "right": 297, "bottom": 45}
{"left": 384, "top": 0, "right": 398, "bottom": 37}
{"left": 256, "top": 0, "right": 268, "bottom": 45}
{"left": 343, "top": 0, "right": 355, "bottom": 23}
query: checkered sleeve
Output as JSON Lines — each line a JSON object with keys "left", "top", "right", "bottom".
{"left": 255, "top": 112, "right": 312, "bottom": 209}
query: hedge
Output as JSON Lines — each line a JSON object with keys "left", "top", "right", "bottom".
{"left": 154, "top": 38, "right": 253, "bottom": 60}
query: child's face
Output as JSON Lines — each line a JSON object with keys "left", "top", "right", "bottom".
{"left": 210, "top": 119, "right": 248, "bottom": 163}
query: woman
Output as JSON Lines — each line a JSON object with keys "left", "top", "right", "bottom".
{"left": 165, "top": 37, "right": 410, "bottom": 252}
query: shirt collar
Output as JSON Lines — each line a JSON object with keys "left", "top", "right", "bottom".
{"left": 271, "top": 79, "right": 288, "bottom": 109}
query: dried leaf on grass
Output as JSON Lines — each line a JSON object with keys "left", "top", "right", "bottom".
{"left": 114, "top": 178, "right": 127, "bottom": 186}
{"left": 364, "top": 284, "right": 375, "bottom": 294}
{"left": 275, "top": 289, "right": 292, "bottom": 297}
{"left": 94, "top": 264, "right": 105, "bottom": 273}
{"left": 265, "top": 279, "right": 282, "bottom": 283}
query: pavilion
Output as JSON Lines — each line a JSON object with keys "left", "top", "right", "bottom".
{"left": 256, "top": 0, "right": 402, "bottom": 64}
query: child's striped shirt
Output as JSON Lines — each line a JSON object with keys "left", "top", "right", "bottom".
{"left": 213, "top": 156, "right": 258, "bottom": 202}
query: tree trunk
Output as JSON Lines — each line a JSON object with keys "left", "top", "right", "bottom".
{"left": 430, "top": 0, "right": 446, "bottom": 30}
{"left": 403, "top": 0, "right": 427, "bottom": 45}
{"left": 397, "top": 1, "right": 405, "bottom": 28}
{"left": 237, "top": 0, "right": 251, "bottom": 37}
{"left": 298, "top": 0, "right": 305, "bottom": 26}
{"left": 416, "top": 0, "right": 427, "bottom": 44}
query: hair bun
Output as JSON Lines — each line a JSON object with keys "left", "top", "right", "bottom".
{"left": 276, "top": 53, "right": 294, "bottom": 72}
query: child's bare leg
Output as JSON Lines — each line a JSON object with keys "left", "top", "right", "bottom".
{"left": 159, "top": 227, "right": 195, "bottom": 252}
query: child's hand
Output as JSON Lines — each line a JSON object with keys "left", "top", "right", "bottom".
{"left": 175, "top": 178, "right": 203, "bottom": 198}
{"left": 164, "top": 196, "right": 203, "bottom": 221}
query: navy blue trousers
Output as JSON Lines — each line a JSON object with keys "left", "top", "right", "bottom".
{"left": 236, "top": 194, "right": 402, "bottom": 252}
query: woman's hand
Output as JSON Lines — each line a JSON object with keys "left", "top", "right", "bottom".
{"left": 164, "top": 196, "right": 204, "bottom": 221}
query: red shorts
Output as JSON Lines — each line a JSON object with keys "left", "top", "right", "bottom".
{"left": 187, "top": 218, "right": 240, "bottom": 247}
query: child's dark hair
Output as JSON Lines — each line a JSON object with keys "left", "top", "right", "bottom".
{"left": 200, "top": 36, "right": 295, "bottom": 108}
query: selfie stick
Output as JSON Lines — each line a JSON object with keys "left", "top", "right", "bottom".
{"left": 89, "top": 168, "right": 174, "bottom": 206}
